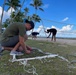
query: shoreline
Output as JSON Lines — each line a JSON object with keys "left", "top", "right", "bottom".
{"left": 28, "top": 37, "right": 76, "bottom": 46}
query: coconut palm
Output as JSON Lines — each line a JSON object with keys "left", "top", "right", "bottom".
{"left": 24, "top": 7, "right": 29, "bottom": 18}
{"left": 9, "top": 0, "right": 26, "bottom": 22}
{"left": 5, "top": 0, "right": 21, "bottom": 23}
{"left": 5, "top": 0, "right": 21, "bottom": 12}
{"left": 32, "top": 14, "right": 41, "bottom": 22}
{"left": 30, "top": 0, "right": 44, "bottom": 29}
{"left": 30, "top": 0, "right": 44, "bottom": 14}
{"left": 3, "top": 18, "right": 10, "bottom": 28}
{"left": 10, "top": 11, "right": 24, "bottom": 22}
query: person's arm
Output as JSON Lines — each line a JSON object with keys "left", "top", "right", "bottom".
{"left": 19, "top": 35, "right": 31, "bottom": 54}
{"left": 44, "top": 30, "right": 48, "bottom": 33}
{"left": 19, "top": 35, "right": 26, "bottom": 50}
{"left": 47, "top": 33, "right": 51, "bottom": 38}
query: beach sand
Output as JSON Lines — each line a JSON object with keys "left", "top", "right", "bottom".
{"left": 29, "top": 37, "right": 76, "bottom": 46}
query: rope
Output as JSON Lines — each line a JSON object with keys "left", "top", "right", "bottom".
{"left": 42, "top": 18, "right": 75, "bottom": 25}
{"left": 41, "top": 20, "right": 48, "bottom": 38}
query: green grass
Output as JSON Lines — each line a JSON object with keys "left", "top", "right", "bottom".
{"left": 0, "top": 39, "right": 76, "bottom": 75}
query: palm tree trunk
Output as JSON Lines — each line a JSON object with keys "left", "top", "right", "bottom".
{"left": 12, "top": 0, "right": 26, "bottom": 21}
{"left": 1, "top": 0, "right": 6, "bottom": 23}
{"left": 0, "top": 0, "right": 6, "bottom": 33}
{"left": 32, "top": 9, "right": 37, "bottom": 32}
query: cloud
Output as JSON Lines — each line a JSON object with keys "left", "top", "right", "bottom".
{"left": 27, "top": 24, "right": 75, "bottom": 37}
{"left": 31, "top": 25, "right": 43, "bottom": 32}
{"left": 42, "top": 24, "right": 73, "bottom": 35}
{"left": 43, "top": 4, "right": 49, "bottom": 9}
{"left": 0, "top": 6, "right": 15, "bottom": 22}
{"left": 0, "top": 7, "right": 2, "bottom": 20}
{"left": 59, "top": 25, "right": 73, "bottom": 32}
{"left": 62, "top": 17, "right": 69, "bottom": 22}
{"left": 27, "top": 25, "right": 44, "bottom": 35}
{"left": 36, "top": 25, "right": 43, "bottom": 32}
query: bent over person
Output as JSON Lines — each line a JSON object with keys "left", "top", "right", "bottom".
{"left": 0, "top": 20, "right": 34, "bottom": 55}
{"left": 31, "top": 32, "right": 39, "bottom": 39}
{"left": 45, "top": 28, "right": 57, "bottom": 42}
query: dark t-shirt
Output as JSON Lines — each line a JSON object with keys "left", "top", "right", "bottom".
{"left": 47, "top": 28, "right": 57, "bottom": 35}
{"left": 1, "top": 22, "right": 26, "bottom": 42}
{"left": 32, "top": 32, "right": 39, "bottom": 36}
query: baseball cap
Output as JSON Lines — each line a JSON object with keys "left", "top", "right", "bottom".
{"left": 24, "top": 19, "right": 34, "bottom": 29}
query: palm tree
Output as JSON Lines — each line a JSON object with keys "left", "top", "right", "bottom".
{"left": 24, "top": 7, "right": 29, "bottom": 18}
{"left": 0, "top": 0, "right": 6, "bottom": 33}
{"left": 30, "top": 0, "right": 44, "bottom": 14}
{"left": 30, "top": 0, "right": 44, "bottom": 29}
{"left": 3, "top": 18, "right": 10, "bottom": 28}
{"left": 5, "top": 0, "right": 21, "bottom": 23}
{"left": 5, "top": 0, "right": 21, "bottom": 12}
{"left": 10, "top": 0, "right": 26, "bottom": 22}
{"left": 10, "top": 11, "right": 24, "bottom": 22}
{"left": 32, "top": 14, "right": 41, "bottom": 22}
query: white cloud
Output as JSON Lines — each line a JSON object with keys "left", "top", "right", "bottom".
{"left": 27, "top": 24, "right": 75, "bottom": 37}
{"left": 0, "top": 6, "right": 15, "bottom": 22}
{"left": 62, "top": 17, "right": 69, "bottom": 22}
{"left": 36, "top": 25, "right": 43, "bottom": 32}
{"left": 27, "top": 25, "right": 44, "bottom": 35}
{"left": 0, "top": 7, "right": 2, "bottom": 20}
{"left": 59, "top": 25, "right": 73, "bottom": 32}
{"left": 43, "top": 4, "right": 49, "bottom": 9}
{"left": 39, "top": 25, "right": 73, "bottom": 36}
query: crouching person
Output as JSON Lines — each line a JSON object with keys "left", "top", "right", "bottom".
{"left": 0, "top": 20, "right": 34, "bottom": 55}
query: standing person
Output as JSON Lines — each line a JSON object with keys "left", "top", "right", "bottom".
{"left": 45, "top": 28, "right": 57, "bottom": 42}
{"left": 0, "top": 20, "right": 34, "bottom": 55}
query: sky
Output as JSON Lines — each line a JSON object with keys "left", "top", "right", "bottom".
{"left": 0, "top": 0, "right": 76, "bottom": 38}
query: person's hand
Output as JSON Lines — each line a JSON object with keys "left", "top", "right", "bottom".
{"left": 26, "top": 46, "right": 32, "bottom": 51}
{"left": 47, "top": 37, "right": 49, "bottom": 38}
{"left": 25, "top": 50, "right": 31, "bottom": 54}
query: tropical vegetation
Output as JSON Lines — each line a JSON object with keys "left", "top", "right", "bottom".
{"left": 1, "top": 0, "right": 44, "bottom": 28}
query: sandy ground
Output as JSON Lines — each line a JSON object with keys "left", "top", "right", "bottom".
{"left": 29, "top": 37, "right": 76, "bottom": 46}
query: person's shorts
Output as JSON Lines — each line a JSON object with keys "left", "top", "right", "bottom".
{"left": 53, "top": 30, "right": 57, "bottom": 36}
{"left": 1, "top": 36, "right": 19, "bottom": 47}
{"left": 53, "top": 32, "right": 56, "bottom": 36}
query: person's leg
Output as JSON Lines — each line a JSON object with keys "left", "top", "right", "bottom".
{"left": 32, "top": 35, "right": 36, "bottom": 39}
{"left": 51, "top": 34, "right": 53, "bottom": 41}
{"left": 32, "top": 35, "right": 34, "bottom": 39}
{"left": 3, "top": 47, "right": 13, "bottom": 51}
{"left": 53, "top": 35, "right": 56, "bottom": 42}
{"left": 1, "top": 42, "right": 20, "bottom": 51}
{"left": 1, "top": 36, "right": 23, "bottom": 55}
{"left": 12, "top": 42, "right": 20, "bottom": 51}
{"left": 34, "top": 35, "right": 37, "bottom": 38}
{"left": 53, "top": 32, "right": 57, "bottom": 42}
{"left": 10, "top": 42, "right": 23, "bottom": 55}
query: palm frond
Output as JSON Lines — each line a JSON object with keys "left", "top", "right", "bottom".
{"left": 30, "top": 4, "right": 34, "bottom": 7}
{"left": 39, "top": 8, "right": 44, "bottom": 11}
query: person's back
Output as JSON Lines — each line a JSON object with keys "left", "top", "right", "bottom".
{"left": 1, "top": 22, "right": 25, "bottom": 42}
{"left": 47, "top": 28, "right": 57, "bottom": 34}
{"left": 31, "top": 32, "right": 39, "bottom": 39}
